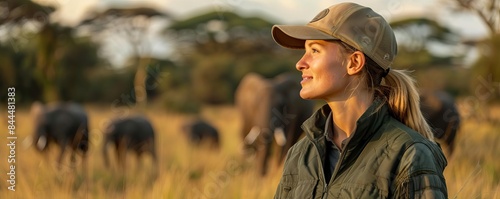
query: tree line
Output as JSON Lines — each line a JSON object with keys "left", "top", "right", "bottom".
{"left": 1, "top": 0, "right": 499, "bottom": 113}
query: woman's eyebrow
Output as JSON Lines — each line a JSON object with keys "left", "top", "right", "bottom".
{"left": 306, "top": 41, "right": 325, "bottom": 48}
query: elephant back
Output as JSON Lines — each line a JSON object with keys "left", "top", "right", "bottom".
{"left": 420, "top": 90, "right": 460, "bottom": 139}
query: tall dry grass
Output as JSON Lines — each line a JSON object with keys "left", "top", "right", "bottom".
{"left": 0, "top": 103, "right": 499, "bottom": 198}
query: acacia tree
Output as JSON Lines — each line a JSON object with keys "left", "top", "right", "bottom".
{"left": 79, "top": 6, "right": 171, "bottom": 108}
{"left": 451, "top": 0, "right": 500, "bottom": 89}
{"left": 164, "top": 10, "right": 301, "bottom": 105}
{"left": 444, "top": 0, "right": 500, "bottom": 120}
{"left": 452, "top": 0, "right": 499, "bottom": 34}
{"left": 390, "top": 17, "right": 462, "bottom": 68}
{"left": 1, "top": 0, "right": 103, "bottom": 103}
{"left": 0, "top": 0, "right": 63, "bottom": 102}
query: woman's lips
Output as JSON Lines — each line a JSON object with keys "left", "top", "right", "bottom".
{"left": 301, "top": 76, "right": 312, "bottom": 84}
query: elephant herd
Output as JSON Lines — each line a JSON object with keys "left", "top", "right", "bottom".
{"left": 30, "top": 72, "right": 461, "bottom": 177}
{"left": 30, "top": 102, "right": 220, "bottom": 171}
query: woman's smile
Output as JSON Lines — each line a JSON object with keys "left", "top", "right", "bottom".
{"left": 301, "top": 75, "right": 313, "bottom": 84}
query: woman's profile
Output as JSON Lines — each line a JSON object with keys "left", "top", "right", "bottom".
{"left": 271, "top": 2, "right": 448, "bottom": 198}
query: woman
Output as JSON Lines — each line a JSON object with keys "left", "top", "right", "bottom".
{"left": 271, "top": 2, "right": 448, "bottom": 198}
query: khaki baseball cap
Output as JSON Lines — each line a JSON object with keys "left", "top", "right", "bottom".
{"left": 272, "top": 2, "right": 397, "bottom": 69}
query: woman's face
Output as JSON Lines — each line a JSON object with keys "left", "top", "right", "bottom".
{"left": 296, "top": 40, "right": 352, "bottom": 101}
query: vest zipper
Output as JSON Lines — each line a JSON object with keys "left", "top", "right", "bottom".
{"left": 330, "top": 150, "right": 345, "bottom": 182}
{"left": 328, "top": 139, "right": 350, "bottom": 197}
{"left": 312, "top": 137, "right": 347, "bottom": 199}
{"left": 321, "top": 150, "right": 344, "bottom": 199}
{"left": 312, "top": 130, "right": 351, "bottom": 198}
{"left": 310, "top": 137, "right": 328, "bottom": 199}
{"left": 322, "top": 183, "right": 328, "bottom": 199}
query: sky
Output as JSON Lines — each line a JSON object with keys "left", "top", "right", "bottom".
{"left": 34, "top": 0, "right": 490, "bottom": 66}
{"left": 40, "top": 0, "right": 489, "bottom": 39}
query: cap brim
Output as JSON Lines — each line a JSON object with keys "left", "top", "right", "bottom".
{"left": 272, "top": 25, "right": 339, "bottom": 49}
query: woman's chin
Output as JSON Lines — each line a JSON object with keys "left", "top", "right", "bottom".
{"left": 300, "top": 91, "right": 315, "bottom": 100}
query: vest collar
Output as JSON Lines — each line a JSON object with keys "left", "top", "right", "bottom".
{"left": 303, "top": 99, "right": 390, "bottom": 145}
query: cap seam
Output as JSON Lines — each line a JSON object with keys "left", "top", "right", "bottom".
{"left": 372, "top": 17, "right": 385, "bottom": 68}
{"left": 331, "top": 5, "right": 365, "bottom": 45}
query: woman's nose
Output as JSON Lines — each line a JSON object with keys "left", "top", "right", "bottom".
{"left": 296, "top": 55, "right": 308, "bottom": 71}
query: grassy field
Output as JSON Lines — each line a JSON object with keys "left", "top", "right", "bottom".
{"left": 0, "top": 103, "right": 499, "bottom": 199}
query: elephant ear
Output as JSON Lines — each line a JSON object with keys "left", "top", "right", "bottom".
{"left": 30, "top": 101, "right": 45, "bottom": 124}
{"left": 236, "top": 73, "right": 268, "bottom": 107}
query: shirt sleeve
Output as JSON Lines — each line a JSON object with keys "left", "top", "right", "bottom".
{"left": 393, "top": 142, "right": 448, "bottom": 199}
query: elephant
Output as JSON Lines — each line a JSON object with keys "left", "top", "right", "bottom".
{"left": 31, "top": 101, "right": 89, "bottom": 168}
{"left": 102, "top": 115, "right": 158, "bottom": 170}
{"left": 420, "top": 90, "right": 461, "bottom": 156}
{"left": 235, "top": 72, "right": 314, "bottom": 176}
{"left": 181, "top": 118, "right": 221, "bottom": 150}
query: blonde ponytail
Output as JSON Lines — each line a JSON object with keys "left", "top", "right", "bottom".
{"left": 382, "top": 69, "right": 435, "bottom": 141}
{"left": 338, "top": 41, "right": 435, "bottom": 141}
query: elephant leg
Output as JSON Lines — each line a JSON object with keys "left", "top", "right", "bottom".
{"left": 103, "top": 141, "right": 110, "bottom": 168}
{"left": 148, "top": 139, "right": 158, "bottom": 169}
{"left": 68, "top": 128, "right": 84, "bottom": 169}
{"left": 135, "top": 150, "right": 144, "bottom": 172}
{"left": 257, "top": 129, "right": 273, "bottom": 176}
{"left": 70, "top": 151, "right": 77, "bottom": 169}
{"left": 70, "top": 142, "right": 78, "bottom": 166}
{"left": 114, "top": 143, "right": 120, "bottom": 168}
{"left": 444, "top": 121, "right": 459, "bottom": 156}
{"left": 72, "top": 127, "right": 84, "bottom": 149}
{"left": 81, "top": 154, "right": 89, "bottom": 195}
{"left": 145, "top": 139, "right": 159, "bottom": 181}
{"left": 57, "top": 142, "right": 68, "bottom": 169}
{"left": 75, "top": 126, "right": 89, "bottom": 153}
{"left": 116, "top": 138, "right": 128, "bottom": 171}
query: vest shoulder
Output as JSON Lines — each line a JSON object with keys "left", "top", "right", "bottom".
{"left": 288, "top": 136, "right": 313, "bottom": 154}
{"left": 382, "top": 118, "right": 437, "bottom": 148}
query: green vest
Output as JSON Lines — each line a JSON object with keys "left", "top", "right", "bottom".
{"left": 274, "top": 100, "right": 448, "bottom": 199}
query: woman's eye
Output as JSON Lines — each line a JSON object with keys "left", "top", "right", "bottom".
{"left": 312, "top": 48, "right": 319, "bottom": 53}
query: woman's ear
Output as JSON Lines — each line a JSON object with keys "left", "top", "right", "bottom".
{"left": 346, "top": 51, "right": 365, "bottom": 75}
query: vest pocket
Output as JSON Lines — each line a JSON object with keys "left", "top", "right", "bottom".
{"left": 281, "top": 186, "right": 291, "bottom": 198}
{"left": 279, "top": 180, "right": 318, "bottom": 199}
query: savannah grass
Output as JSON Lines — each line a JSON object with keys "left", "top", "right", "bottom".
{"left": 0, "top": 103, "right": 498, "bottom": 198}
